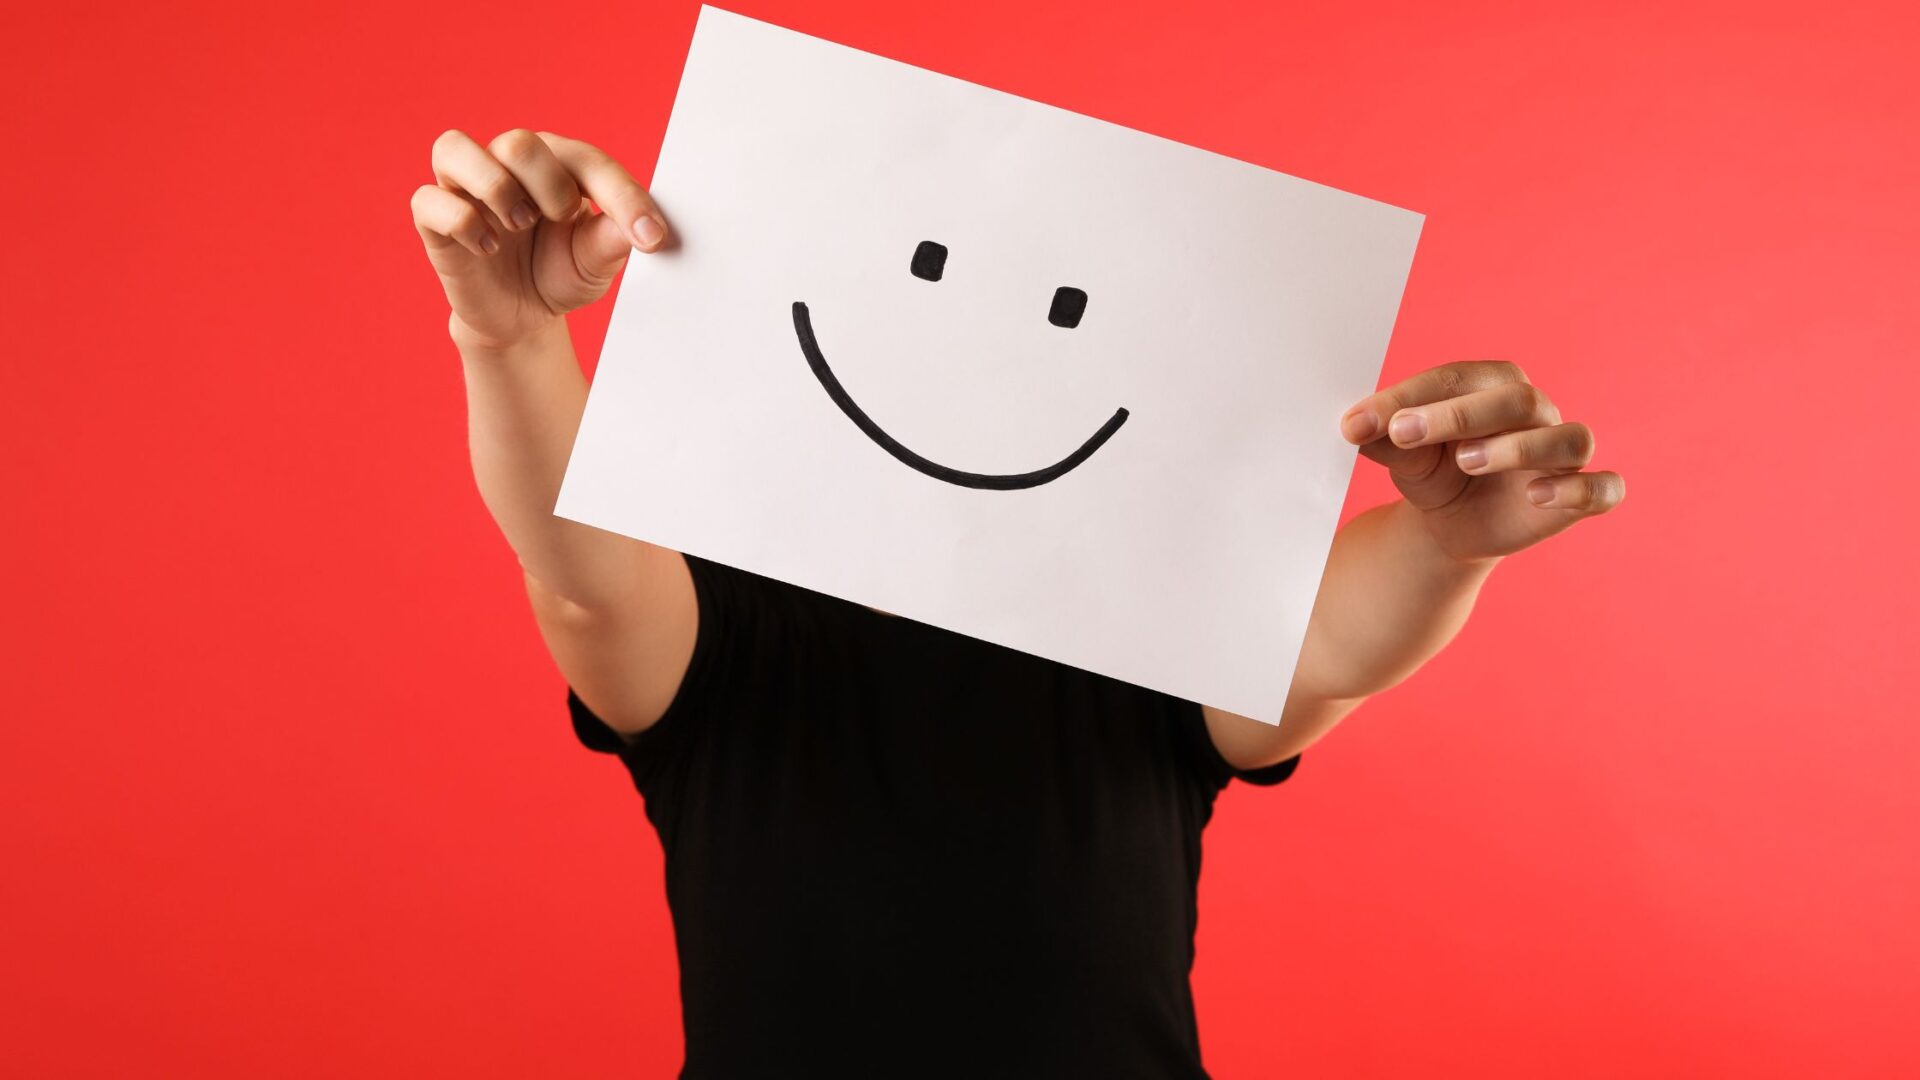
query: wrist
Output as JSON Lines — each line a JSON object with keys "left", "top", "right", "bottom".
{"left": 449, "top": 312, "right": 571, "bottom": 364}
{"left": 1388, "top": 498, "right": 1503, "bottom": 581}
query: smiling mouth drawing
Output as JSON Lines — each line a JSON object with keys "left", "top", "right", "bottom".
{"left": 792, "top": 301, "right": 1130, "bottom": 490}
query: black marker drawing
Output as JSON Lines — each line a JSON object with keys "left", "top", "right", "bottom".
{"left": 910, "top": 240, "right": 948, "bottom": 282}
{"left": 1049, "top": 286, "right": 1087, "bottom": 328}
{"left": 791, "top": 243, "right": 1128, "bottom": 490}
{"left": 793, "top": 293, "right": 1128, "bottom": 490}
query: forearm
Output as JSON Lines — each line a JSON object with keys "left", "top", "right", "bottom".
{"left": 1292, "top": 498, "right": 1498, "bottom": 705}
{"left": 1223, "top": 358, "right": 1624, "bottom": 765}
{"left": 457, "top": 318, "right": 653, "bottom": 610}
{"left": 1209, "top": 498, "right": 1498, "bottom": 765}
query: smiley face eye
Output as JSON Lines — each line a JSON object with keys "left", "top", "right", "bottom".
{"left": 910, "top": 240, "right": 947, "bottom": 282}
{"left": 1049, "top": 286, "right": 1087, "bottom": 329}
{"left": 911, "top": 242, "right": 1085, "bottom": 329}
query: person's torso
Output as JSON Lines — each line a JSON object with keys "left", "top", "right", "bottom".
{"left": 607, "top": 559, "right": 1237, "bottom": 1079}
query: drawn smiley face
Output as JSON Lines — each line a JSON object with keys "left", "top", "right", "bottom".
{"left": 792, "top": 240, "right": 1130, "bottom": 490}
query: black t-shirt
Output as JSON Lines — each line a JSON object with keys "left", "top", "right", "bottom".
{"left": 568, "top": 555, "right": 1299, "bottom": 1079}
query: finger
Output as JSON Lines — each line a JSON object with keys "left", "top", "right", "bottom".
{"left": 1525, "top": 470, "right": 1626, "bottom": 514}
{"left": 431, "top": 129, "right": 535, "bottom": 233}
{"left": 1455, "top": 422, "right": 1594, "bottom": 476}
{"left": 411, "top": 184, "right": 496, "bottom": 256}
{"left": 1341, "top": 360, "right": 1528, "bottom": 444}
{"left": 1385, "top": 380, "right": 1561, "bottom": 449}
{"left": 1357, "top": 434, "right": 1446, "bottom": 480}
{"left": 487, "top": 128, "right": 580, "bottom": 227}
{"left": 535, "top": 131, "right": 669, "bottom": 252}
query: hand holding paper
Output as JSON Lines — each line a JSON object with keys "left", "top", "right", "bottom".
{"left": 1208, "top": 359, "right": 1627, "bottom": 761}
{"left": 1343, "top": 362, "right": 1626, "bottom": 559}
{"left": 412, "top": 129, "right": 670, "bottom": 352}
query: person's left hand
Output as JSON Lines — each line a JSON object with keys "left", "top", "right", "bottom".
{"left": 1341, "top": 361, "right": 1625, "bottom": 562}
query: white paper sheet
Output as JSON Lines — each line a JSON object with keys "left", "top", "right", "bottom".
{"left": 556, "top": 6, "right": 1423, "bottom": 723}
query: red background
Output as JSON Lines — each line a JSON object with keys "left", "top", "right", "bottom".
{"left": 5, "top": 1, "right": 1916, "bottom": 1075}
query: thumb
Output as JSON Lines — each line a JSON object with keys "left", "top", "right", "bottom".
{"left": 575, "top": 206, "right": 642, "bottom": 281}
{"left": 1356, "top": 437, "right": 1468, "bottom": 511}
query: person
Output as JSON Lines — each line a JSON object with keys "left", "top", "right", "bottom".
{"left": 410, "top": 129, "right": 1626, "bottom": 1079}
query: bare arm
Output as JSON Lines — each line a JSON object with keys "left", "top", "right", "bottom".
{"left": 460, "top": 322, "right": 695, "bottom": 733}
{"left": 1207, "top": 361, "right": 1626, "bottom": 769}
{"left": 413, "top": 129, "right": 694, "bottom": 734}
{"left": 1204, "top": 499, "right": 1496, "bottom": 768}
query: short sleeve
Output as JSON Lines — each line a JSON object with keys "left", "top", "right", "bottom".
{"left": 568, "top": 686, "right": 631, "bottom": 753}
{"left": 1228, "top": 753, "right": 1301, "bottom": 786}
{"left": 1177, "top": 700, "right": 1302, "bottom": 790}
{"left": 563, "top": 554, "right": 753, "bottom": 769}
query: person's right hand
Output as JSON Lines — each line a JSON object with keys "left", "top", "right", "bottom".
{"left": 411, "top": 129, "right": 669, "bottom": 351}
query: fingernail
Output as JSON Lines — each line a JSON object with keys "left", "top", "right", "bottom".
{"left": 1389, "top": 411, "right": 1428, "bottom": 445}
{"left": 1342, "top": 411, "right": 1378, "bottom": 441}
{"left": 1455, "top": 442, "right": 1487, "bottom": 471}
{"left": 1527, "top": 479, "right": 1555, "bottom": 505}
{"left": 510, "top": 200, "right": 538, "bottom": 230}
{"left": 479, "top": 231, "right": 498, "bottom": 255}
{"left": 632, "top": 215, "right": 665, "bottom": 250}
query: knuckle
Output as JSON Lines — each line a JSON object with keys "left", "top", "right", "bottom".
{"left": 536, "top": 130, "right": 593, "bottom": 162}
{"left": 1497, "top": 381, "right": 1532, "bottom": 410}
{"left": 1566, "top": 475, "right": 1596, "bottom": 509}
{"left": 446, "top": 201, "right": 481, "bottom": 235}
{"left": 1460, "top": 359, "right": 1521, "bottom": 391}
{"left": 475, "top": 171, "right": 519, "bottom": 205}
{"left": 490, "top": 127, "right": 541, "bottom": 161}
{"left": 431, "top": 128, "right": 469, "bottom": 160}
{"left": 1516, "top": 382, "right": 1557, "bottom": 422}
{"left": 1435, "top": 363, "right": 1472, "bottom": 398}
{"left": 1376, "top": 392, "right": 1410, "bottom": 423}
{"left": 1493, "top": 359, "right": 1528, "bottom": 383}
